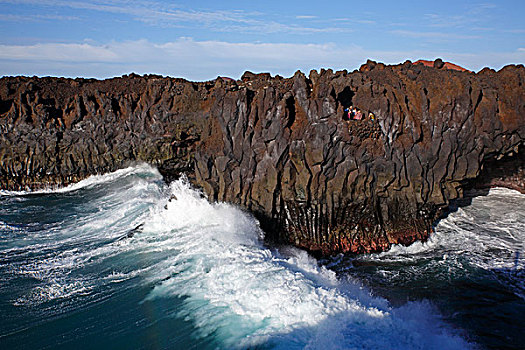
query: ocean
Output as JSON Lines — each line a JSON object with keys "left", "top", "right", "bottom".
{"left": 1, "top": 164, "right": 523, "bottom": 349}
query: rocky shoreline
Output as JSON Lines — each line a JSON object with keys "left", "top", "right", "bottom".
{"left": 1, "top": 60, "right": 524, "bottom": 255}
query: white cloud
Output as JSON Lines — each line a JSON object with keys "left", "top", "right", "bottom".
{"left": 0, "top": 0, "right": 247, "bottom": 24}
{"left": 1, "top": 39, "right": 524, "bottom": 81}
{"left": 391, "top": 30, "right": 481, "bottom": 40}
{"left": 0, "top": 0, "right": 342, "bottom": 35}
{"left": 356, "top": 19, "right": 376, "bottom": 25}
{"left": 0, "top": 13, "right": 80, "bottom": 21}
{"left": 0, "top": 42, "right": 119, "bottom": 61}
{"left": 0, "top": 39, "right": 351, "bottom": 79}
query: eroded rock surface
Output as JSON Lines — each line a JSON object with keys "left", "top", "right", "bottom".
{"left": 1, "top": 61, "right": 524, "bottom": 255}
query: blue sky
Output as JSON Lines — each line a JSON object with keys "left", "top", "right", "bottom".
{"left": 0, "top": 0, "right": 524, "bottom": 80}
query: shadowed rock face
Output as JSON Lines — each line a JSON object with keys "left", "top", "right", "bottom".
{"left": 1, "top": 61, "right": 524, "bottom": 255}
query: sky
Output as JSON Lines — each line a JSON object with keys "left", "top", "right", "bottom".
{"left": 0, "top": 0, "right": 524, "bottom": 80}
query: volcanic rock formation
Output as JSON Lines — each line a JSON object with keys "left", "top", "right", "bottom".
{"left": 413, "top": 59, "right": 471, "bottom": 72}
{"left": 1, "top": 60, "right": 524, "bottom": 255}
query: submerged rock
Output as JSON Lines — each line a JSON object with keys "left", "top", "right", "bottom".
{"left": 1, "top": 62, "right": 524, "bottom": 255}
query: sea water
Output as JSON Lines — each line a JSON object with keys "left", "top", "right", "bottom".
{"left": 0, "top": 164, "right": 523, "bottom": 349}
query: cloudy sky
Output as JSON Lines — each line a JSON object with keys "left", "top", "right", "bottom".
{"left": 0, "top": 0, "right": 524, "bottom": 80}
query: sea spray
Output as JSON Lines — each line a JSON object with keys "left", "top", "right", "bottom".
{"left": 0, "top": 165, "right": 477, "bottom": 349}
{"left": 140, "top": 176, "right": 472, "bottom": 349}
{"left": 331, "top": 187, "right": 525, "bottom": 349}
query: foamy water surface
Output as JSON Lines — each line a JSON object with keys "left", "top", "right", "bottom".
{"left": 1, "top": 165, "right": 523, "bottom": 349}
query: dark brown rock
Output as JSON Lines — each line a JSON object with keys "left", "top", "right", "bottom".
{"left": 433, "top": 58, "right": 445, "bottom": 69}
{"left": 1, "top": 62, "right": 524, "bottom": 256}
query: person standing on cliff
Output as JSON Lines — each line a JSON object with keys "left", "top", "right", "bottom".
{"left": 343, "top": 108, "right": 350, "bottom": 121}
{"left": 350, "top": 107, "right": 356, "bottom": 119}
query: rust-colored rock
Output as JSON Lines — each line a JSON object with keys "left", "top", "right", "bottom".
{"left": 1, "top": 61, "right": 524, "bottom": 256}
{"left": 414, "top": 58, "right": 471, "bottom": 72}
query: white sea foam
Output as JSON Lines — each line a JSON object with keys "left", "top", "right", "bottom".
{"left": 0, "top": 163, "right": 161, "bottom": 196}
{"left": 1, "top": 166, "right": 476, "bottom": 348}
{"left": 358, "top": 187, "right": 525, "bottom": 302}
{"left": 140, "top": 178, "right": 472, "bottom": 349}
{"left": 14, "top": 280, "right": 92, "bottom": 306}
{"left": 0, "top": 220, "right": 17, "bottom": 231}
{"left": 1, "top": 165, "right": 164, "bottom": 308}
{"left": 380, "top": 188, "right": 525, "bottom": 267}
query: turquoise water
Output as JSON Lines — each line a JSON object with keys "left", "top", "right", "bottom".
{"left": 0, "top": 165, "right": 523, "bottom": 349}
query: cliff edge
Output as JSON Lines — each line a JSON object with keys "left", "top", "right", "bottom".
{"left": 1, "top": 60, "right": 524, "bottom": 255}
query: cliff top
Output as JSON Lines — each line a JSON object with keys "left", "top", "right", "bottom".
{"left": 413, "top": 59, "right": 471, "bottom": 72}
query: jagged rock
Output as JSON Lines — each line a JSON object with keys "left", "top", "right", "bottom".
{"left": 359, "top": 59, "right": 377, "bottom": 72}
{"left": 1, "top": 62, "right": 524, "bottom": 256}
{"left": 433, "top": 58, "right": 445, "bottom": 69}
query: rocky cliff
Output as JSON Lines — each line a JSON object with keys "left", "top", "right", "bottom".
{"left": 1, "top": 60, "right": 524, "bottom": 255}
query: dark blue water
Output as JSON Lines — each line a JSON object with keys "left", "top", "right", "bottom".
{"left": 325, "top": 188, "right": 525, "bottom": 349}
{"left": 1, "top": 165, "right": 523, "bottom": 349}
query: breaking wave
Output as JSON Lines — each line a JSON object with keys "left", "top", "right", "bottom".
{"left": 0, "top": 165, "right": 475, "bottom": 349}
